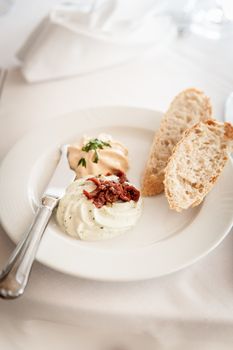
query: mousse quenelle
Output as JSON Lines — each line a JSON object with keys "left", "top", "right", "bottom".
{"left": 68, "top": 134, "right": 129, "bottom": 178}
{"left": 56, "top": 172, "right": 142, "bottom": 241}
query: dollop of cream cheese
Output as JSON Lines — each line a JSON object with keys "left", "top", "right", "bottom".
{"left": 68, "top": 134, "right": 129, "bottom": 178}
{"left": 56, "top": 175, "right": 142, "bottom": 241}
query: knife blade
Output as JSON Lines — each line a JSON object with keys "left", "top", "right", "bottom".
{"left": 44, "top": 144, "right": 76, "bottom": 199}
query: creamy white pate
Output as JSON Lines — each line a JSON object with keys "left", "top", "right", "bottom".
{"left": 56, "top": 175, "right": 142, "bottom": 241}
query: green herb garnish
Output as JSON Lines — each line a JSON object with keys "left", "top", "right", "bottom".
{"left": 78, "top": 157, "right": 87, "bottom": 168}
{"left": 77, "top": 138, "right": 111, "bottom": 167}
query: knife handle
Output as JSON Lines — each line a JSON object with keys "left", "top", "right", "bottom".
{"left": 0, "top": 196, "right": 58, "bottom": 299}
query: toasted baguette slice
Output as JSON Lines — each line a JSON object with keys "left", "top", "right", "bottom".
{"left": 164, "top": 120, "right": 233, "bottom": 212}
{"left": 142, "top": 88, "right": 212, "bottom": 196}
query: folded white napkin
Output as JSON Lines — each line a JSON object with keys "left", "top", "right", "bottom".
{"left": 17, "top": 0, "right": 174, "bottom": 82}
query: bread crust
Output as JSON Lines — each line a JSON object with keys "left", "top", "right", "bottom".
{"left": 141, "top": 88, "right": 212, "bottom": 196}
{"left": 164, "top": 120, "right": 233, "bottom": 212}
{"left": 224, "top": 122, "right": 233, "bottom": 140}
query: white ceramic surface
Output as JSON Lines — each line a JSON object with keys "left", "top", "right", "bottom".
{"left": 225, "top": 92, "right": 233, "bottom": 124}
{"left": 0, "top": 106, "right": 233, "bottom": 281}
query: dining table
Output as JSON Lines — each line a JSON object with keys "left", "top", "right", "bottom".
{"left": 0, "top": 0, "right": 233, "bottom": 349}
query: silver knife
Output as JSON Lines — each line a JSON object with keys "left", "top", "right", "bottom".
{"left": 0, "top": 145, "right": 76, "bottom": 299}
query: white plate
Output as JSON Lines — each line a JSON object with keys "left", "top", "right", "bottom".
{"left": 0, "top": 106, "right": 233, "bottom": 281}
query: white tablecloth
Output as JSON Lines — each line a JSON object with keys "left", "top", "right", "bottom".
{"left": 0, "top": 1, "right": 233, "bottom": 349}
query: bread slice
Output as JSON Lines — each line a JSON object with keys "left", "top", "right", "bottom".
{"left": 141, "top": 88, "right": 212, "bottom": 196}
{"left": 164, "top": 120, "right": 233, "bottom": 212}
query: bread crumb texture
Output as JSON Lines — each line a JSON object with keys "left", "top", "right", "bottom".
{"left": 142, "top": 88, "right": 212, "bottom": 196}
{"left": 164, "top": 120, "right": 233, "bottom": 212}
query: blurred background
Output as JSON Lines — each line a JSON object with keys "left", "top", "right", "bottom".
{"left": 1, "top": 0, "right": 233, "bottom": 68}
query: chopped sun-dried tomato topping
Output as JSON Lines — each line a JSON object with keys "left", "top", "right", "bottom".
{"left": 83, "top": 171, "right": 140, "bottom": 208}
